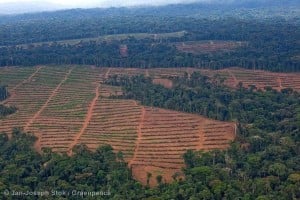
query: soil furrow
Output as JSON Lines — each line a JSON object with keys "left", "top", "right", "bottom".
{"left": 128, "top": 106, "right": 146, "bottom": 167}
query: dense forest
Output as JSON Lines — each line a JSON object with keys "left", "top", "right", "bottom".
{"left": 0, "top": 105, "right": 17, "bottom": 118}
{"left": 0, "top": 85, "right": 9, "bottom": 101}
{"left": 0, "top": 3, "right": 299, "bottom": 72}
{"left": 0, "top": 129, "right": 144, "bottom": 199}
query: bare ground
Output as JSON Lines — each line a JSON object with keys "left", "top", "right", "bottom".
{"left": 128, "top": 106, "right": 146, "bottom": 167}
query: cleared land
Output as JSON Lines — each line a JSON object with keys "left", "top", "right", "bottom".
{"left": 140, "top": 67, "right": 300, "bottom": 92}
{"left": 130, "top": 107, "right": 235, "bottom": 186}
{"left": 3, "top": 31, "right": 187, "bottom": 49}
{"left": 213, "top": 68, "right": 300, "bottom": 91}
{"left": 152, "top": 78, "right": 173, "bottom": 88}
{"left": 175, "top": 40, "right": 246, "bottom": 54}
{"left": 0, "top": 66, "right": 238, "bottom": 186}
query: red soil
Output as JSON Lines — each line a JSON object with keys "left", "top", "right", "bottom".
{"left": 0, "top": 66, "right": 237, "bottom": 187}
{"left": 129, "top": 107, "right": 235, "bottom": 187}
{"left": 145, "top": 69, "right": 150, "bottom": 77}
{"left": 145, "top": 67, "right": 300, "bottom": 92}
{"left": 119, "top": 45, "right": 128, "bottom": 57}
{"left": 152, "top": 78, "right": 173, "bottom": 88}
{"left": 105, "top": 68, "right": 111, "bottom": 79}
{"left": 218, "top": 68, "right": 300, "bottom": 91}
{"left": 128, "top": 106, "right": 145, "bottom": 167}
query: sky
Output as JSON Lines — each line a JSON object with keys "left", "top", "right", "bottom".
{"left": 0, "top": 0, "right": 208, "bottom": 8}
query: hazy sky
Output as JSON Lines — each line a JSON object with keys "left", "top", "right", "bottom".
{"left": 0, "top": 0, "right": 207, "bottom": 8}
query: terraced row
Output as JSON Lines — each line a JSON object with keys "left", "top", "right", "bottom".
{"left": 144, "top": 67, "right": 300, "bottom": 92}
{"left": 0, "top": 67, "right": 71, "bottom": 134}
{"left": 129, "top": 107, "right": 234, "bottom": 186}
{"left": 280, "top": 74, "right": 300, "bottom": 91}
{"left": 214, "top": 68, "right": 300, "bottom": 91}
{"left": 201, "top": 121, "right": 235, "bottom": 150}
{"left": 28, "top": 67, "right": 105, "bottom": 152}
{"left": 0, "top": 66, "right": 38, "bottom": 90}
{"left": 109, "top": 68, "right": 146, "bottom": 77}
{"left": 0, "top": 66, "right": 236, "bottom": 187}
{"left": 79, "top": 98, "right": 142, "bottom": 161}
{"left": 99, "top": 84, "right": 123, "bottom": 98}
{"left": 224, "top": 68, "right": 278, "bottom": 89}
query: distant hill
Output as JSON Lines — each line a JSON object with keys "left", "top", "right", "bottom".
{"left": 226, "top": 0, "right": 300, "bottom": 7}
{"left": 0, "top": 1, "right": 65, "bottom": 15}
{"left": 0, "top": 0, "right": 299, "bottom": 15}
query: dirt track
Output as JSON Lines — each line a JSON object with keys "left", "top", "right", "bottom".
{"left": 68, "top": 79, "right": 101, "bottom": 155}
{"left": 24, "top": 68, "right": 73, "bottom": 131}
{"left": 128, "top": 106, "right": 146, "bottom": 167}
{"left": 226, "top": 69, "right": 238, "bottom": 86}
{"left": 1, "top": 66, "right": 43, "bottom": 105}
{"left": 105, "top": 68, "right": 111, "bottom": 79}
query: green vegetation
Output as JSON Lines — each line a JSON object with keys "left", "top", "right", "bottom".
{"left": 0, "top": 85, "right": 9, "bottom": 101}
{"left": 0, "top": 85, "right": 17, "bottom": 117}
{"left": 0, "top": 129, "right": 144, "bottom": 199}
{"left": 0, "top": 4, "right": 299, "bottom": 72}
{"left": 0, "top": 105, "right": 17, "bottom": 118}
{"left": 0, "top": 1, "right": 299, "bottom": 199}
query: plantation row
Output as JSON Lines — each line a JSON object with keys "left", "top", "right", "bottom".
{"left": 210, "top": 68, "right": 300, "bottom": 92}
{"left": 0, "top": 66, "right": 71, "bottom": 134}
{"left": 108, "top": 67, "right": 300, "bottom": 92}
{"left": 29, "top": 67, "right": 103, "bottom": 152}
{"left": 79, "top": 98, "right": 142, "bottom": 161}
{"left": 0, "top": 66, "right": 236, "bottom": 186}
{"left": 129, "top": 107, "right": 234, "bottom": 186}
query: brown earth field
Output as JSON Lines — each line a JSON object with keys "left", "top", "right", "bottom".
{"left": 110, "top": 67, "right": 300, "bottom": 92}
{"left": 152, "top": 78, "right": 173, "bottom": 88}
{"left": 3, "top": 65, "right": 298, "bottom": 186}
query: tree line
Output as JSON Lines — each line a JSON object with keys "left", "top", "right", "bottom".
{"left": 0, "top": 105, "right": 17, "bottom": 117}
{"left": 0, "top": 85, "right": 17, "bottom": 117}
{"left": 0, "top": 85, "right": 9, "bottom": 101}
{"left": 0, "top": 11, "right": 299, "bottom": 72}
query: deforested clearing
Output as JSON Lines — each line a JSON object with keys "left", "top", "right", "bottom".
{"left": 175, "top": 40, "right": 246, "bottom": 54}
{"left": 0, "top": 66, "right": 236, "bottom": 186}
{"left": 145, "top": 67, "right": 300, "bottom": 92}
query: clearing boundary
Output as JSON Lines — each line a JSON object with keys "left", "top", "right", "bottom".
{"left": 1, "top": 66, "right": 43, "bottom": 105}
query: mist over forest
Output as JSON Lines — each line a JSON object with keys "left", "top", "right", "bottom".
{"left": 0, "top": 0, "right": 299, "bottom": 14}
